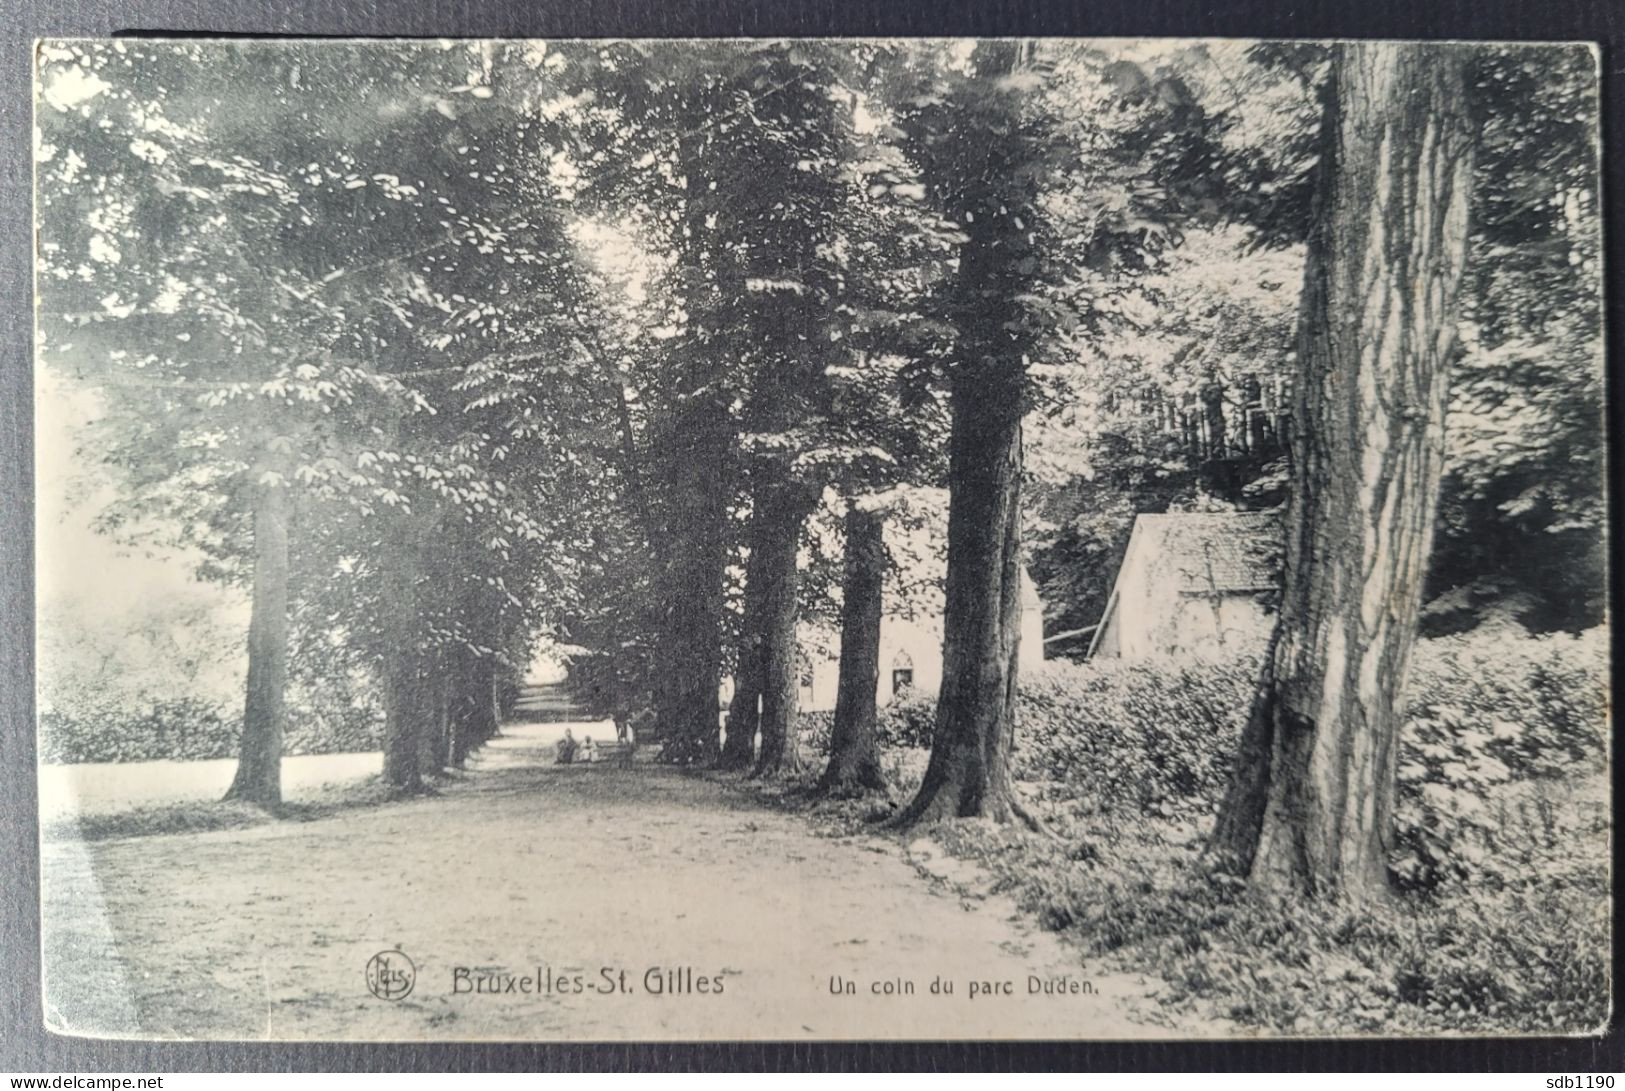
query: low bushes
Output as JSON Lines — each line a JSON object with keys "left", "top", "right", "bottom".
{"left": 39, "top": 678, "right": 385, "bottom": 764}
{"left": 797, "top": 709, "right": 835, "bottom": 755}
{"left": 1395, "top": 627, "right": 1609, "bottom": 890}
{"left": 798, "top": 691, "right": 939, "bottom": 757}
{"left": 878, "top": 693, "right": 937, "bottom": 749}
{"left": 857, "top": 626, "right": 1609, "bottom": 1034}
{"left": 38, "top": 696, "right": 238, "bottom": 764}
{"left": 937, "top": 815, "right": 1611, "bottom": 1034}
{"left": 284, "top": 674, "right": 386, "bottom": 757}
{"left": 794, "top": 656, "right": 1259, "bottom": 816}
{"left": 1011, "top": 657, "right": 1256, "bottom": 819}
{"left": 834, "top": 628, "right": 1607, "bottom": 891}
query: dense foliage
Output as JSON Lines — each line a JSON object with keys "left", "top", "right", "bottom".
{"left": 855, "top": 628, "right": 1608, "bottom": 1033}
{"left": 33, "top": 37, "right": 1607, "bottom": 1035}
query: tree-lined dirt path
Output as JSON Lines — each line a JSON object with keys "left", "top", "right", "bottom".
{"left": 41, "top": 722, "right": 1192, "bottom": 1041}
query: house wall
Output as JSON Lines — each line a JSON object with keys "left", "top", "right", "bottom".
{"left": 797, "top": 572, "right": 1045, "bottom": 713}
{"left": 1091, "top": 517, "right": 1276, "bottom": 662}
{"left": 1094, "top": 607, "right": 1122, "bottom": 657}
{"left": 1112, "top": 537, "right": 1158, "bottom": 659}
{"left": 800, "top": 614, "right": 946, "bottom": 713}
{"left": 1148, "top": 593, "right": 1270, "bottom": 659}
{"left": 1179, "top": 593, "right": 1271, "bottom": 656}
{"left": 1155, "top": 595, "right": 1220, "bottom": 658}
{"left": 1018, "top": 574, "right": 1045, "bottom": 673}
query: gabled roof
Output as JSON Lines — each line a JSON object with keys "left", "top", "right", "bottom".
{"left": 1086, "top": 510, "right": 1281, "bottom": 658}
{"left": 1133, "top": 511, "right": 1281, "bottom": 595}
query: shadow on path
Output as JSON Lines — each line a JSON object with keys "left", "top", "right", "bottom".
{"left": 40, "top": 718, "right": 1198, "bottom": 1041}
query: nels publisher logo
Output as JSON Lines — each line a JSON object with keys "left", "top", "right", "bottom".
{"left": 366, "top": 950, "right": 417, "bottom": 1001}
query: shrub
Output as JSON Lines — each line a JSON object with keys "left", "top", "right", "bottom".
{"left": 875, "top": 627, "right": 1607, "bottom": 887}
{"left": 877, "top": 692, "right": 936, "bottom": 748}
{"left": 39, "top": 669, "right": 385, "bottom": 764}
{"left": 798, "top": 709, "right": 835, "bottom": 755}
{"left": 799, "top": 656, "right": 1261, "bottom": 819}
{"left": 284, "top": 668, "right": 385, "bottom": 756}
{"left": 1011, "top": 657, "right": 1259, "bottom": 819}
{"left": 1129, "top": 875, "right": 1615, "bottom": 1034}
{"left": 1407, "top": 627, "right": 1608, "bottom": 776}
{"left": 38, "top": 695, "right": 239, "bottom": 764}
{"left": 915, "top": 627, "right": 1610, "bottom": 1034}
{"left": 935, "top": 815, "right": 1610, "bottom": 1035}
{"left": 40, "top": 592, "right": 389, "bottom": 764}
{"left": 797, "top": 692, "right": 937, "bottom": 758}
{"left": 1392, "top": 627, "right": 1608, "bottom": 890}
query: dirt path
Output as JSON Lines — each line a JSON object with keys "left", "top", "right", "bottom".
{"left": 41, "top": 723, "right": 1185, "bottom": 1041}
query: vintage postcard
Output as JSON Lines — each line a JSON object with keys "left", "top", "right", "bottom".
{"left": 33, "top": 37, "right": 1608, "bottom": 1041}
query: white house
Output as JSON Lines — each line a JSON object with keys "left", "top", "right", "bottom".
{"left": 1088, "top": 511, "right": 1279, "bottom": 660}
{"left": 718, "top": 566, "right": 1047, "bottom": 718}
{"left": 795, "top": 567, "right": 1047, "bottom": 712}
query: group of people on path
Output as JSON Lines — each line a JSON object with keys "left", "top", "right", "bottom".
{"left": 555, "top": 729, "right": 594, "bottom": 764}
{"left": 555, "top": 722, "right": 635, "bottom": 766}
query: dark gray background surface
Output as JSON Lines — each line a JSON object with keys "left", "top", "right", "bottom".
{"left": 3, "top": 0, "right": 1620, "bottom": 1072}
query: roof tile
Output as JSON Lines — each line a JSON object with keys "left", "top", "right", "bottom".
{"left": 1136, "top": 511, "right": 1281, "bottom": 594}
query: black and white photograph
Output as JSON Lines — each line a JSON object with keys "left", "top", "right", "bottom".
{"left": 30, "top": 36, "right": 1608, "bottom": 1042}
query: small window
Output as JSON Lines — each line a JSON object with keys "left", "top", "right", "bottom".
{"left": 891, "top": 649, "right": 915, "bottom": 697}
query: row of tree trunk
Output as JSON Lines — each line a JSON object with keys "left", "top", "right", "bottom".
{"left": 221, "top": 42, "right": 1477, "bottom": 909}
{"left": 714, "top": 488, "right": 894, "bottom": 795}
{"left": 381, "top": 644, "right": 503, "bottom": 792}
{"left": 652, "top": 40, "right": 1043, "bottom": 820}
{"left": 223, "top": 488, "right": 509, "bottom": 808}
{"left": 656, "top": 42, "right": 1481, "bottom": 903}
{"left": 715, "top": 474, "right": 895, "bottom": 791}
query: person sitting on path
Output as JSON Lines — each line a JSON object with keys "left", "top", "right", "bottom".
{"left": 580, "top": 735, "right": 598, "bottom": 764}
{"left": 556, "top": 728, "right": 577, "bottom": 764}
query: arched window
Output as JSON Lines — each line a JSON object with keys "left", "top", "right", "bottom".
{"left": 890, "top": 649, "right": 914, "bottom": 697}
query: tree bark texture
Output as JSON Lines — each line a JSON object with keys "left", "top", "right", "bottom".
{"left": 892, "top": 40, "right": 1037, "bottom": 829}
{"left": 719, "top": 512, "right": 768, "bottom": 771}
{"left": 651, "top": 391, "right": 731, "bottom": 765}
{"left": 451, "top": 647, "right": 500, "bottom": 766}
{"left": 381, "top": 522, "right": 431, "bottom": 792}
{"left": 382, "top": 642, "right": 427, "bottom": 791}
{"left": 893, "top": 373, "right": 1028, "bottom": 826}
{"left": 1208, "top": 43, "right": 1476, "bottom": 900}
{"left": 819, "top": 503, "right": 888, "bottom": 797}
{"left": 223, "top": 481, "right": 289, "bottom": 808}
{"left": 422, "top": 657, "right": 451, "bottom": 776}
{"left": 751, "top": 484, "right": 817, "bottom": 779}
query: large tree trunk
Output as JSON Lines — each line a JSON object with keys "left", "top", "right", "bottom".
{"left": 890, "top": 39, "right": 1043, "bottom": 830}
{"left": 451, "top": 647, "right": 500, "bottom": 766}
{"left": 719, "top": 646, "right": 761, "bottom": 769}
{"left": 719, "top": 523, "right": 767, "bottom": 771}
{"left": 647, "top": 109, "right": 738, "bottom": 766}
{"left": 381, "top": 525, "right": 430, "bottom": 792}
{"left": 1208, "top": 43, "right": 1476, "bottom": 901}
{"left": 818, "top": 503, "right": 888, "bottom": 798}
{"left": 652, "top": 394, "right": 731, "bottom": 766}
{"left": 449, "top": 649, "right": 473, "bottom": 768}
{"left": 751, "top": 485, "right": 815, "bottom": 780}
{"left": 382, "top": 642, "right": 426, "bottom": 792}
{"left": 422, "top": 657, "right": 451, "bottom": 776}
{"left": 893, "top": 374, "right": 1030, "bottom": 827}
{"left": 223, "top": 481, "right": 289, "bottom": 808}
